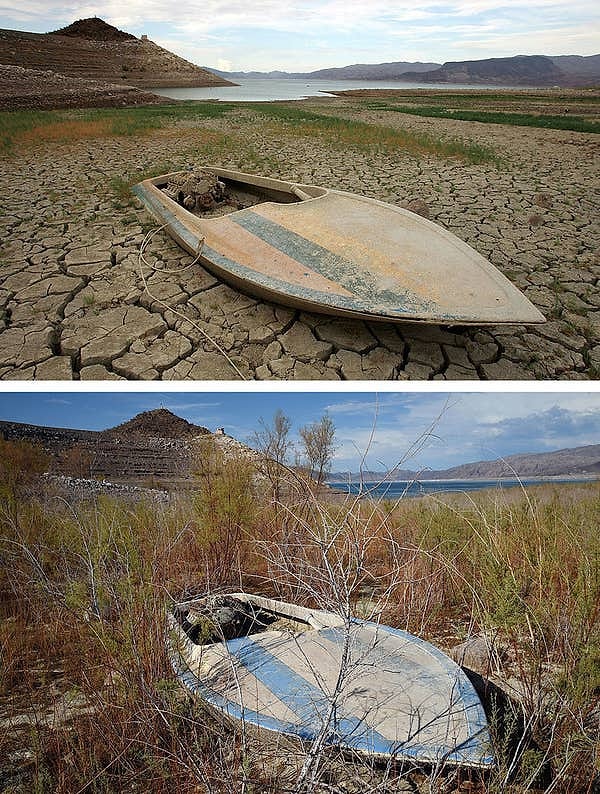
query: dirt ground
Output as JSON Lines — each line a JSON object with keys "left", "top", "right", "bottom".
{"left": 1, "top": 94, "right": 598, "bottom": 380}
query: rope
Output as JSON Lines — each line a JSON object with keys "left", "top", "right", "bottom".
{"left": 137, "top": 225, "right": 248, "bottom": 380}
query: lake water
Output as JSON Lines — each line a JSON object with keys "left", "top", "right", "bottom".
{"left": 149, "top": 77, "right": 511, "bottom": 103}
{"left": 327, "top": 478, "right": 594, "bottom": 500}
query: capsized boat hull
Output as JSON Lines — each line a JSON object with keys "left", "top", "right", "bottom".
{"left": 168, "top": 592, "right": 494, "bottom": 768}
{"left": 133, "top": 167, "right": 545, "bottom": 326}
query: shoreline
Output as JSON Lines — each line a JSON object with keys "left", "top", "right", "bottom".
{"left": 328, "top": 475, "right": 600, "bottom": 484}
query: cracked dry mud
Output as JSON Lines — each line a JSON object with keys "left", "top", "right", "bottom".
{"left": 0, "top": 99, "right": 598, "bottom": 380}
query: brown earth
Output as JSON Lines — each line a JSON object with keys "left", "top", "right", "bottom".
{"left": 1, "top": 94, "right": 598, "bottom": 381}
{"left": 0, "top": 65, "right": 178, "bottom": 111}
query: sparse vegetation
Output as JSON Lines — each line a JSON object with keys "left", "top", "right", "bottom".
{"left": 367, "top": 104, "right": 600, "bottom": 134}
{"left": 1, "top": 433, "right": 598, "bottom": 793}
{"left": 252, "top": 104, "right": 499, "bottom": 164}
{"left": 0, "top": 100, "right": 499, "bottom": 164}
{"left": 0, "top": 102, "right": 234, "bottom": 152}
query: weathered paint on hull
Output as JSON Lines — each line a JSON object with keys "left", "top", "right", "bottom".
{"left": 169, "top": 594, "right": 495, "bottom": 769}
{"left": 133, "top": 167, "right": 545, "bottom": 326}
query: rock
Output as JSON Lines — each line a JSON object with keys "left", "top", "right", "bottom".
{"left": 280, "top": 322, "right": 333, "bottom": 361}
{"left": 35, "top": 356, "right": 73, "bottom": 380}
{"left": 449, "top": 634, "right": 506, "bottom": 674}
{"left": 79, "top": 364, "right": 125, "bottom": 379}
{"left": 315, "top": 319, "right": 376, "bottom": 353}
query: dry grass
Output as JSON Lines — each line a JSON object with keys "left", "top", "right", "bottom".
{"left": 254, "top": 105, "right": 498, "bottom": 164}
{"left": 1, "top": 455, "right": 598, "bottom": 793}
{"left": 18, "top": 118, "right": 116, "bottom": 145}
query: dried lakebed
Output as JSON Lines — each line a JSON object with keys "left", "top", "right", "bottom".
{"left": 0, "top": 100, "right": 598, "bottom": 380}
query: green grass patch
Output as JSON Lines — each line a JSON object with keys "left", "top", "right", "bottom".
{"left": 245, "top": 103, "right": 499, "bottom": 164}
{"left": 368, "top": 103, "right": 600, "bottom": 133}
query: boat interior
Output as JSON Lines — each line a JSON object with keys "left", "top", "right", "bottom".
{"left": 174, "top": 595, "right": 311, "bottom": 646}
{"left": 155, "top": 168, "right": 327, "bottom": 219}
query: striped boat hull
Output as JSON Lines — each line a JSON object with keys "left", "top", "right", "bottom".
{"left": 133, "top": 168, "right": 545, "bottom": 326}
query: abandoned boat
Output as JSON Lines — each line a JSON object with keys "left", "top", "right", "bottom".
{"left": 133, "top": 167, "right": 545, "bottom": 326}
{"left": 168, "top": 592, "right": 495, "bottom": 769}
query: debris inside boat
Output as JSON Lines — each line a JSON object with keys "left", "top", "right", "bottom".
{"left": 133, "top": 166, "right": 545, "bottom": 326}
{"left": 167, "top": 592, "right": 495, "bottom": 769}
{"left": 160, "top": 170, "right": 268, "bottom": 218}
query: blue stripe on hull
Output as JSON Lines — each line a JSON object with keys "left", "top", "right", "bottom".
{"left": 227, "top": 634, "right": 388, "bottom": 753}
{"left": 231, "top": 210, "right": 436, "bottom": 312}
{"left": 170, "top": 620, "right": 494, "bottom": 767}
{"left": 133, "top": 183, "right": 451, "bottom": 320}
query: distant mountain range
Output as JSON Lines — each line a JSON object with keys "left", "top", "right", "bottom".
{"left": 329, "top": 444, "right": 600, "bottom": 482}
{"left": 211, "top": 54, "right": 600, "bottom": 87}
{"left": 209, "top": 61, "right": 439, "bottom": 80}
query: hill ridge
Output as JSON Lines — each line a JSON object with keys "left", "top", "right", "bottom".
{"left": 0, "top": 18, "right": 233, "bottom": 90}
{"left": 51, "top": 17, "right": 136, "bottom": 41}
{"left": 330, "top": 443, "right": 600, "bottom": 482}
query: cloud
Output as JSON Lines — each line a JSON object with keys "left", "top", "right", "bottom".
{"left": 1, "top": 0, "right": 597, "bottom": 71}
{"left": 329, "top": 393, "right": 600, "bottom": 471}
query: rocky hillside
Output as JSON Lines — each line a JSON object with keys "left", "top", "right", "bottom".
{"left": 0, "top": 17, "right": 233, "bottom": 88}
{"left": 0, "top": 410, "right": 248, "bottom": 486}
{"left": 107, "top": 408, "right": 210, "bottom": 439}
{"left": 399, "top": 55, "right": 566, "bottom": 86}
{"left": 0, "top": 64, "right": 176, "bottom": 111}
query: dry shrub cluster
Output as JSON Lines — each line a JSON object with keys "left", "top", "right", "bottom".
{"left": 0, "top": 441, "right": 598, "bottom": 793}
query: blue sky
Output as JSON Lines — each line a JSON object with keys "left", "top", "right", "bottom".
{"left": 1, "top": 390, "right": 599, "bottom": 472}
{"left": 1, "top": 1, "right": 598, "bottom": 72}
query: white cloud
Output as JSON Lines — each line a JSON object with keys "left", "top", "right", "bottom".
{"left": 1, "top": 0, "right": 597, "bottom": 75}
{"left": 329, "top": 393, "right": 600, "bottom": 471}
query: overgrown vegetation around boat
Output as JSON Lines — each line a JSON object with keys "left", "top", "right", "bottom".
{"left": 1, "top": 438, "right": 599, "bottom": 793}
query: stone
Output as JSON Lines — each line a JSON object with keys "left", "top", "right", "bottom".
{"left": 112, "top": 353, "right": 160, "bottom": 379}
{"left": 35, "top": 356, "right": 73, "bottom": 380}
{"left": 408, "top": 339, "right": 444, "bottom": 370}
{"left": 263, "top": 340, "right": 283, "bottom": 365}
{"left": 480, "top": 359, "right": 536, "bottom": 380}
{"left": 398, "top": 361, "right": 434, "bottom": 379}
{"left": 254, "top": 364, "right": 273, "bottom": 379}
{"left": 147, "top": 331, "right": 193, "bottom": 370}
{"left": 64, "top": 245, "right": 110, "bottom": 266}
{"left": 279, "top": 322, "right": 333, "bottom": 361}
{"left": 162, "top": 351, "right": 250, "bottom": 380}
{"left": 314, "top": 319, "right": 376, "bottom": 353}
{"left": 249, "top": 324, "right": 277, "bottom": 344}
{"left": 79, "top": 364, "right": 125, "bottom": 380}
{"left": 0, "top": 324, "right": 55, "bottom": 368}
{"left": 449, "top": 634, "right": 506, "bottom": 674}
{"left": 80, "top": 331, "right": 135, "bottom": 366}
{"left": 291, "top": 361, "right": 341, "bottom": 380}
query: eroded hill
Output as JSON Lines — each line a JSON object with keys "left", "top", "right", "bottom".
{"left": 0, "top": 17, "right": 233, "bottom": 89}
